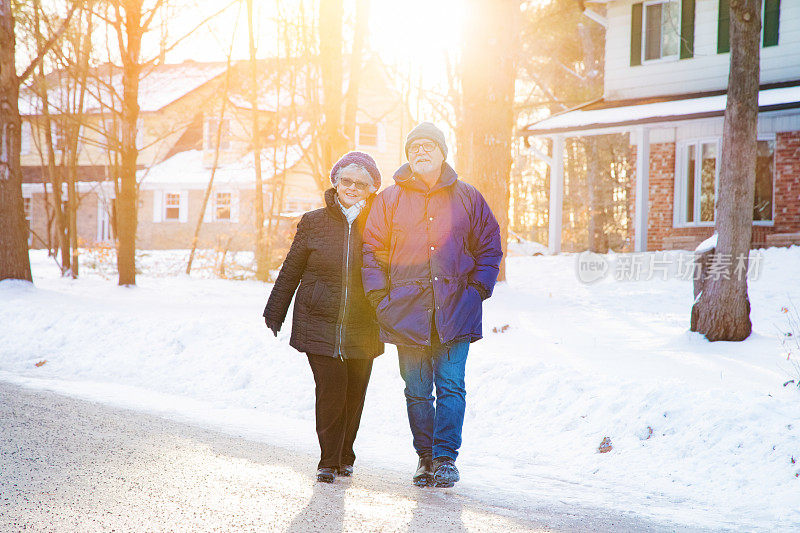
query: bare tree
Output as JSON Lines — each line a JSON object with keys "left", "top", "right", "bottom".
{"left": 99, "top": 0, "right": 235, "bottom": 286}
{"left": 318, "top": 0, "right": 346, "bottom": 174}
{"left": 186, "top": 13, "right": 238, "bottom": 276}
{"left": 0, "top": 0, "right": 77, "bottom": 282}
{"left": 692, "top": 0, "right": 762, "bottom": 341}
{"left": 459, "top": 0, "right": 519, "bottom": 281}
{"left": 246, "top": 0, "right": 267, "bottom": 281}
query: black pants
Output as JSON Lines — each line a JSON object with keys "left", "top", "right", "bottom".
{"left": 307, "top": 354, "right": 373, "bottom": 469}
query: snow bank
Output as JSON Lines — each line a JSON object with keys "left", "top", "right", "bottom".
{"left": 3, "top": 247, "right": 800, "bottom": 531}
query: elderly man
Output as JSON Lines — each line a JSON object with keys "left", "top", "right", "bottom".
{"left": 362, "top": 122, "right": 502, "bottom": 487}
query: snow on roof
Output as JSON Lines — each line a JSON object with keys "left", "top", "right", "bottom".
{"left": 19, "top": 62, "right": 228, "bottom": 116}
{"left": 523, "top": 85, "right": 800, "bottom": 135}
{"left": 138, "top": 142, "right": 308, "bottom": 189}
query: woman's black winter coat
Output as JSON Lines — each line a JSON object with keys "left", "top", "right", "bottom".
{"left": 263, "top": 188, "right": 383, "bottom": 360}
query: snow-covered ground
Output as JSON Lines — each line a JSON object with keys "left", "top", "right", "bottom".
{"left": 3, "top": 248, "right": 800, "bottom": 531}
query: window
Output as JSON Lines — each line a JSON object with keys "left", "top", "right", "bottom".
{"left": 753, "top": 140, "right": 775, "bottom": 222}
{"left": 215, "top": 192, "right": 231, "bottom": 221}
{"left": 51, "top": 122, "right": 67, "bottom": 152}
{"left": 23, "top": 196, "right": 32, "bottom": 244}
{"left": 205, "top": 118, "right": 231, "bottom": 150}
{"left": 718, "top": 0, "right": 780, "bottom": 53}
{"left": 644, "top": 1, "right": 680, "bottom": 61}
{"left": 676, "top": 138, "right": 774, "bottom": 225}
{"left": 97, "top": 198, "right": 114, "bottom": 242}
{"left": 356, "top": 123, "right": 378, "bottom": 147}
{"left": 631, "top": 1, "right": 693, "bottom": 66}
{"left": 21, "top": 121, "right": 32, "bottom": 155}
{"left": 165, "top": 193, "right": 181, "bottom": 221}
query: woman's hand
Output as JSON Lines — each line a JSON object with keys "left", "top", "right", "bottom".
{"left": 264, "top": 317, "right": 279, "bottom": 337}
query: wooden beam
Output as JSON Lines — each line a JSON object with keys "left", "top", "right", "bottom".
{"left": 548, "top": 135, "right": 565, "bottom": 254}
{"left": 634, "top": 127, "right": 650, "bottom": 252}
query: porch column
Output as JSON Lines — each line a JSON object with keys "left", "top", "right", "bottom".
{"left": 634, "top": 127, "right": 650, "bottom": 252}
{"left": 548, "top": 135, "right": 565, "bottom": 254}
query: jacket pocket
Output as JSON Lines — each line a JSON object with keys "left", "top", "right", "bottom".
{"left": 307, "top": 280, "right": 324, "bottom": 311}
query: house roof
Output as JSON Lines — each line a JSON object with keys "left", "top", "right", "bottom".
{"left": 137, "top": 142, "right": 309, "bottom": 190}
{"left": 521, "top": 82, "right": 800, "bottom": 136}
{"left": 19, "top": 61, "right": 229, "bottom": 116}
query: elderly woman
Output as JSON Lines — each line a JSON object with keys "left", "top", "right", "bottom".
{"left": 263, "top": 151, "right": 384, "bottom": 483}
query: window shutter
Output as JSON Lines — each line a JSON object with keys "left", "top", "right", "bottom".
{"left": 152, "top": 190, "right": 162, "bottom": 223}
{"left": 763, "top": 0, "right": 780, "bottom": 47}
{"left": 680, "top": 0, "right": 695, "bottom": 59}
{"left": 630, "top": 3, "right": 643, "bottom": 66}
{"left": 179, "top": 190, "right": 189, "bottom": 223}
{"left": 717, "top": 0, "right": 730, "bottom": 53}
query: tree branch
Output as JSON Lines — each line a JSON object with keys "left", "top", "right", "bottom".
{"left": 19, "top": 2, "right": 81, "bottom": 84}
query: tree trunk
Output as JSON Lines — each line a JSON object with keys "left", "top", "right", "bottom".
{"left": 32, "top": 0, "right": 68, "bottom": 273}
{"left": 319, "top": 0, "right": 346, "bottom": 173}
{"left": 0, "top": 1, "right": 33, "bottom": 282}
{"left": 692, "top": 0, "right": 761, "bottom": 341}
{"left": 65, "top": 12, "right": 92, "bottom": 279}
{"left": 459, "top": 0, "right": 518, "bottom": 281}
{"left": 342, "top": 0, "right": 369, "bottom": 145}
{"left": 247, "top": 0, "right": 268, "bottom": 281}
{"left": 117, "top": 3, "right": 144, "bottom": 286}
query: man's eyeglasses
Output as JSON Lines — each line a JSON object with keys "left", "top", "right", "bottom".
{"left": 338, "top": 177, "right": 372, "bottom": 191}
{"left": 408, "top": 141, "right": 437, "bottom": 155}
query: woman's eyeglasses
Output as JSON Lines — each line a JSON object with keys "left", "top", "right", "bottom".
{"left": 338, "top": 178, "right": 372, "bottom": 191}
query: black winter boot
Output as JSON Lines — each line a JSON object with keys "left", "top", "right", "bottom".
{"left": 412, "top": 456, "right": 433, "bottom": 487}
{"left": 432, "top": 457, "right": 459, "bottom": 488}
{"left": 316, "top": 467, "right": 336, "bottom": 483}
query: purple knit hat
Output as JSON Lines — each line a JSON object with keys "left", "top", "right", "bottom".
{"left": 329, "top": 151, "right": 382, "bottom": 189}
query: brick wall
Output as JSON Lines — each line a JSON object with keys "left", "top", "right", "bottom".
{"left": 137, "top": 190, "right": 256, "bottom": 250}
{"left": 646, "top": 143, "right": 676, "bottom": 251}
{"left": 774, "top": 131, "right": 800, "bottom": 233}
{"left": 26, "top": 191, "right": 102, "bottom": 249}
{"left": 630, "top": 132, "right": 800, "bottom": 251}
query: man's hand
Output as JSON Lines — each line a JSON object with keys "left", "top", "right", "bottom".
{"left": 366, "top": 289, "right": 388, "bottom": 309}
{"left": 469, "top": 282, "right": 489, "bottom": 301}
{"left": 264, "top": 317, "right": 279, "bottom": 337}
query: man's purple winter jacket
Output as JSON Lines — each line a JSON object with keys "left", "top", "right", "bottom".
{"left": 361, "top": 162, "right": 503, "bottom": 347}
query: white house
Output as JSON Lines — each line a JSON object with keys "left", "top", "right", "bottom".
{"left": 522, "top": 0, "right": 800, "bottom": 252}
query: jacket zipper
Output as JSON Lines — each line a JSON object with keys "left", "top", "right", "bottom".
{"left": 335, "top": 219, "right": 353, "bottom": 361}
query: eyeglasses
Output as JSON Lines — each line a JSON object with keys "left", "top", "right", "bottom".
{"left": 338, "top": 177, "right": 372, "bottom": 191}
{"left": 408, "top": 141, "right": 437, "bottom": 155}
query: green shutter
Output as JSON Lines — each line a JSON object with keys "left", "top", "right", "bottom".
{"left": 631, "top": 3, "right": 643, "bottom": 66}
{"left": 680, "top": 0, "right": 696, "bottom": 59}
{"left": 763, "top": 0, "right": 780, "bottom": 47}
{"left": 717, "top": 0, "right": 730, "bottom": 54}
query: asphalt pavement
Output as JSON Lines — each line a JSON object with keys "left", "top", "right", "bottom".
{"left": 0, "top": 381, "right": 708, "bottom": 532}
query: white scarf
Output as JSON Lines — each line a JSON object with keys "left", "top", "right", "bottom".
{"left": 337, "top": 197, "right": 366, "bottom": 225}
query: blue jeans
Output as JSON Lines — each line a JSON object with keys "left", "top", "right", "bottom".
{"left": 397, "top": 341, "right": 469, "bottom": 461}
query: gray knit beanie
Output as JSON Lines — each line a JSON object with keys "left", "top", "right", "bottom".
{"left": 405, "top": 122, "right": 448, "bottom": 160}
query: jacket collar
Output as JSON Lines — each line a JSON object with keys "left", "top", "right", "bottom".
{"left": 393, "top": 162, "right": 458, "bottom": 194}
{"left": 324, "top": 187, "right": 374, "bottom": 222}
